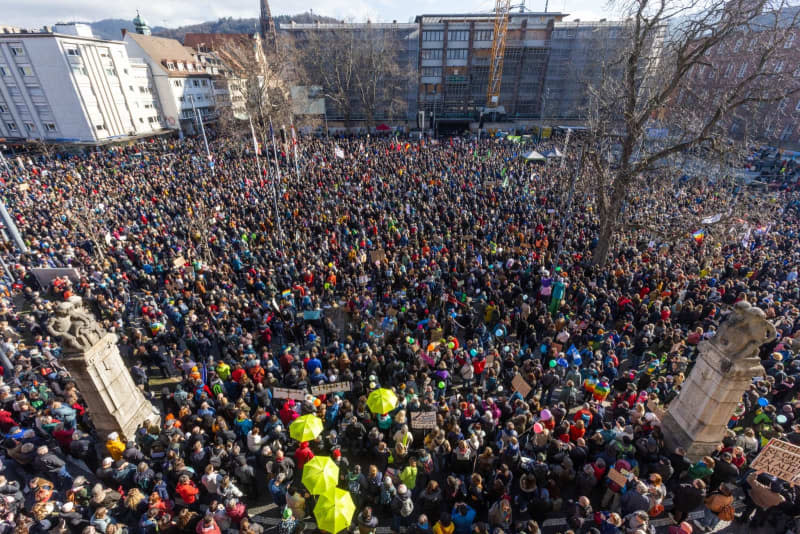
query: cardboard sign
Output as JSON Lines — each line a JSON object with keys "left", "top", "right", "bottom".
{"left": 302, "top": 310, "right": 322, "bottom": 320}
{"left": 608, "top": 467, "right": 631, "bottom": 486}
{"left": 311, "top": 381, "right": 352, "bottom": 395}
{"left": 271, "top": 387, "right": 307, "bottom": 400}
{"left": 430, "top": 329, "right": 444, "bottom": 343}
{"left": 410, "top": 411, "right": 438, "bottom": 429}
{"left": 370, "top": 249, "right": 386, "bottom": 263}
{"left": 387, "top": 308, "right": 398, "bottom": 316}
{"left": 751, "top": 438, "right": 800, "bottom": 484}
{"left": 511, "top": 373, "right": 532, "bottom": 397}
{"left": 173, "top": 257, "right": 186, "bottom": 269}
{"left": 358, "top": 275, "right": 370, "bottom": 286}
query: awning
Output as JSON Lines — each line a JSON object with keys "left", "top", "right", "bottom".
{"left": 522, "top": 150, "right": 547, "bottom": 162}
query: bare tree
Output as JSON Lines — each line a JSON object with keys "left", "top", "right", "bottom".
{"left": 297, "top": 25, "right": 412, "bottom": 130}
{"left": 583, "top": 0, "right": 800, "bottom": 265}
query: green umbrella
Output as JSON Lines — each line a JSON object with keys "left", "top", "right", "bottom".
{"left": 289, "top": 414, "right": 324, "bottom": 442}
{"left": 313, "top": 488, "right": 355, "bottom": 533}
{"left": 366, "top": 387, "right": 398, "bottom": 414}
{"left": 301, "top": 456, "right": 339, "bottom": 495}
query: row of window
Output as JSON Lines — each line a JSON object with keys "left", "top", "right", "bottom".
{"left": 421, "top": 49, "right": 474, "bottom": 60}
{"left": 0, "top": 65, "right": 34, "bottom": 77}
{"left": 4, "top": 121, "right": 56, "bottom": 133}
{"left": 422, "top": 30, "right": 494, "bottom": 42}
{"left": 173, "top": 79, "right": 210, "bottom": 88}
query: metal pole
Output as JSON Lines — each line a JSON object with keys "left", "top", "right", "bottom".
{"left": 290, "top": 119, "right": 300, "bottom": 181}
{"left": 190, "top": 95, "right": 214, "bottom": 176}
{"left": 0, "top": 152, "right": 28, "bottom": 254}
{"left": 267, "top": 118, "right": 284, "bottom": 243}
{"left": 555, "top": 146, "right": 584, "bottom": 265}
{"left": 560, "top": 128, "right": 571, "bottom": 170}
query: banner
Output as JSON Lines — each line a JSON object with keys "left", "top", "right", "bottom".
{"left": 410, "top": 411, "right": 438, "bottom": 429}
{"left": 750, "top": 438, "right": 800, "bottom": 484}
{"left": 271, "top": 387, "right": 307, "bottom": 400}
{"left": 31, "top": 268, "right": 81, "bottom": 287}
{"left": 311, "top": 382, "right": 352, "bottom": 395}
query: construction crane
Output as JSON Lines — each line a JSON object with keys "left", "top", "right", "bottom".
{"left": 486, "top": 0, "right": 511, "bottom": 110}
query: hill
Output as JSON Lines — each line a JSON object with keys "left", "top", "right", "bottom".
{"left": 88, "top": 12, "right": 340, "bottom": 42}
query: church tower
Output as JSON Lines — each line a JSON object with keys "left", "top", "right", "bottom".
{"left": 260, "top": 0, "right": 277, "bottom": 52}
{"left": 132, "top": 10, "right": 151, "bottom": 35}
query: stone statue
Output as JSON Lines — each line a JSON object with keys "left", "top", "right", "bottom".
{"left": 47, "top": 299, "right": 107, "bottom": 355}
{"left": 705, "top": 300, "right": 777, "bottom": 361}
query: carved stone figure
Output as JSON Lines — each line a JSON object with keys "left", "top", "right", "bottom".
{"left": 47, "top": 300, "right": 106, "bottom": 355}
{"left": 705, "top": 300, "right": 777, "bottom": 361}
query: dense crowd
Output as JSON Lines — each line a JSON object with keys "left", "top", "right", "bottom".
{"left": 0, "top": 131, "right": 798, "bottom": 534}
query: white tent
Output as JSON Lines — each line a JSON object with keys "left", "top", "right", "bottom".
{"left": 522, "top": 150, "right": 547, "bottom": 162}
{"left": 545, "top": 147, "right": 565, "bottom": 158}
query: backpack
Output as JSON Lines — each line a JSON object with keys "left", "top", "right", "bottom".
{"left": 348, "top": 477, "right": 362, "bottom": 495}
{"left": 400, "top": 497, "right": 414, "bottom": 517}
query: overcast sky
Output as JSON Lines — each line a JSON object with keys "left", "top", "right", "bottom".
{"left": 5, "top": 0, "right": 617, "bottom": 29}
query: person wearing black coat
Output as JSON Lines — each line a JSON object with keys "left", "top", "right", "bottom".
{"left": 672, "top": 479, "right": 706, "bottom": 523}
{"left": 709, "top": 452, "right": 739, "bottom": 491}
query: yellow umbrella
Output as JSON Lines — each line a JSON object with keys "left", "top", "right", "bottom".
{"left": 290, "top": 414, "right": 324, "bottom": 442}
{"left": 302, "top": 456, "right": 339, "bottom": 495}
{"left": 367, "top": 388, "right": 397, "bottom": 414}
{"left": 313, "top": 488, "right": 355, "bottom": 534}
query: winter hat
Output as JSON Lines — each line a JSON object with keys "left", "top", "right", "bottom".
{"left": 398, "top": 484, "right": 408, "bottom": 495}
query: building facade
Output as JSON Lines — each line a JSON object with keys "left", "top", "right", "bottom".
{"left": 123, "top": 31, "right": 217, "bottom": 132}
{"left": 0, "top": 23, "right": 164, "bottom": 143}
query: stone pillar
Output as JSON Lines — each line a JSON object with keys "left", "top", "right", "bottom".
{"left": 60, "top": 333, "right": 160, "bottom": 441}
{"left": 48, "top": 298, "right": 159, "bottom": 441}
{"left": 662, "top": 301, "right": 775, "bottom": 460}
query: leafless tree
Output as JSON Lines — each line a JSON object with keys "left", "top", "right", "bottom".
{"left": 583, "top": 0, "right": 800, "bottom": 265}
{"left": 296, "top": 25, "right": 412, "bottom": 130}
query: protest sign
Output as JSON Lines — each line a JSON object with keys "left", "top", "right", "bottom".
{"left": 370, "top": 249, "right": 386, "bottom": 263}
{"left": 173, "top": 257, "right": 186, "bottom": 269}
{"left": 311, "top": 382, "right": 352, "bottom": 395}
{"left": 750, "top": 438, "right": 800, "bottom": 484}
{"left": 430, "top": 329, "right": 444, "bottom": 343}
{"left": 608, "top": 468, "right": 631, "bottom": 487}
{"left": 511, "top": 373, "right": 532, "bottom": 397}
{"left": 271, "top": 387, "right": 307, "bottom": 401}
{"left": 31, "top": 268, "right": 81, "bottom": 287}
{"left": 410, "top": 411, "right": 438, "bottom": 429}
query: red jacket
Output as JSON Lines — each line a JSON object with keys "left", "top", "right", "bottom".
{"left": 176, "top": 481, "right": 199, "bottom": 504}
{"left": 295, "top": 445, "right": 315, "bottom": 471}
{"left": 196, "top": 519, "right": 222, "bottom": 534}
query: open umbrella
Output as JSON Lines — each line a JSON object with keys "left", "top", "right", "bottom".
{"left": 289, "top": 414, "right": 324, "bottom": 442}
{"left": 367, "top": 388, "right": 397, "bottom": 414}
{"left": 314, "top": 488, "right": 355, "bottom": 533}
{"left": 302, "top": 456, "right": 339, "bottom": 495}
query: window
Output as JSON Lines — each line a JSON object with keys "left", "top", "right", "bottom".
{"left": 105, "top": 68, "right": 117, "bottom": 76}
{"left": 747, "top": 38, "right": 757, "bottom": 51}
{"left": 737, "top": 63, "right": 748, "bottom": 78}
{"left": 201, "top": 79, "right": 207, "bottom": 86}
{"left": 5, "top": 122, "right": 16, "bottom": 131}
{"left": 7, "top": 87, "right": 20, "bottom": 97}
{"left": 174, "top": 80, "right": 183, "bottom": 87}
{"left": 166, "top": 62, "right": 175, "bottom": 70}
{"left": 193, "top": 80, "right": 200, "bottom": 87}
{"left": 24, "top": 122, "right": 35, "bottom": 132}
{"left": 786, "top": 32, "right": 795, "bottom": 48}
{"left": 448, "top": 30, "right": 469, "bottom": 41}
{"left": 9, "top": 45, "right": 24, "bottom": 56}
{"left": 775, "top": 60, "right": 785, "bottom": 73}
{"left": 129, "top": 85, "right": 134, "bottom": 91}
{"left": 447, "top": 49, "right": 468, "bottom": 60}
{"left": 421, "top": 49, "right": 442, "bottom": 60}
{"left": 475, "top": 30, "right": 493, "bottom": 41}
{"left": 34, "top": 104, "right": 49, "bottom": 114}
{"left": 71, "top": 65, "right": 87, "bottom": 76}
{"left": 65, "top": 47, "right": 80, "bottom": 56}
{"left": 44, "top": 123, "right": 56, "bottom": 132}
{"left": 18, "top": 65, "right": 33, "bottom": 77}
{"left": 95, "top": 124, "right": 105, "bottom": 130}
{"left": 422, "top": 31, "right": 443, "bottom": 41}
{"left": 781, "top": 124, "right": 793, "bottom": 140}
{"left": 422, "top": 67, "right": 442, "bottom": 77}
{"left": 795, "top": 99, "right": 800, "bottom": 112}
{"left": 724, "top": 63, "right": 734, "bottom": 77}
{"left": 139, "top": 118, "right": 144, "bottom": 123}
{"left": 0, "top": 105, "right": 6, "bottom": 113}
{"left": 0, "top": 66, "right": 8, "bottom": 76}
{"left": 733, "top": 39, "right": 743, "bottom": 52}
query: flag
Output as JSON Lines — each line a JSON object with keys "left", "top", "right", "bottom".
{"left": 281, "top": 289, "right": 292, "bottom": 298}
{"left": 692, "top": 229, "right": 705, "bottom": 243}
{"left": 567, "top": 345, "right": 579, "bottom": 357}
{"left": 334, "top": 146, "right": 345, "bottom": 159}
{"left": 701, "top": 213, "right": 722, "bottom": 224}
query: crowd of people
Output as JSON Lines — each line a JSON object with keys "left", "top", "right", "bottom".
{"left": 0, "top": 129, "right": 797, "bottom": 534}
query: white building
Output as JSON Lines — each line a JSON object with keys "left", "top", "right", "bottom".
{"left": 0, "top": 23, "right": 164, "bottom": 143}
{"left": 123, "top": 31, "right": 216, "bottom": 132}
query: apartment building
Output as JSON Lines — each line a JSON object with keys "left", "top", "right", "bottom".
{"left": 0, "top": 23, "right": 163, "bottom": 143}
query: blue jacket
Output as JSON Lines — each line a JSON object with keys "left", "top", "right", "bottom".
{"left": 451, "top": 505, "right": 476, "bottom": 534}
